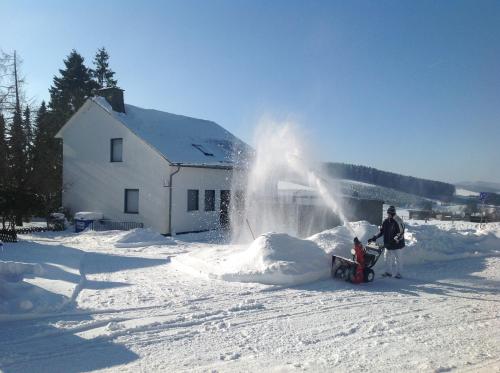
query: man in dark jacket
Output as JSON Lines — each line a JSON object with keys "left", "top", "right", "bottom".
{"left": 368, "top": 205, "right": 405, "bottom": 278}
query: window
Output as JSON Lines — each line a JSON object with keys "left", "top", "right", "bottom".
{"left": 192, "top": 144, "right": 213, "bottom": 157}
{"left": 125, "top": 189, "right": 139, "bottom": 213}
{"left": 205, "top": 190, "right": 215, "bottom": 211}
{"left": 111, "top": 138, "right": 123, "bottom": 162}
{"left": 187, "top": 189, "right": 199, "bottom": 211}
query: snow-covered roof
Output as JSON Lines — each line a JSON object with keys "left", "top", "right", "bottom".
{"left": 277, "top": 181, "right": 315, "bottom": 192}
{"left": 92, "top": 97, "right": 250, "bottom": 167}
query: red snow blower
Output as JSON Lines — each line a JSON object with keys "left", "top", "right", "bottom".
{"left": 331, "top": 237, "right": 383, "bottom": 284}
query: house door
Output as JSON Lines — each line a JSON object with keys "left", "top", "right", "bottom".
{"left": 220, "top": 190, "right": 231, "bottom": 228}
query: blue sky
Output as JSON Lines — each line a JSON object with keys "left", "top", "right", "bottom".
{"left": 1, "top": 0, "right": 499, "bottom": 183}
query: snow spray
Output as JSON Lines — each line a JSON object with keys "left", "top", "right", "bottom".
{"left": 231, "top": 120, "right": 353, "bottom": 243}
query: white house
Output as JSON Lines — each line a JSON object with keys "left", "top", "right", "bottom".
{"left": 55, "top": 88, "right": 250, "bottom": 235}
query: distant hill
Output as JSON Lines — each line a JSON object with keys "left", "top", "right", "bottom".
{"left": 323, "top": 162, "right": 456, "bottom": 201}
{"left": 456, "top": 181, "right": 500, "bottom": 194}
{"left": 337, "top": 179, "right": 433, "bottom": 208}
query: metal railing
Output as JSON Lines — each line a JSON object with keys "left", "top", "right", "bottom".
{"left": 0, "top": 229, "right": 17, "bottom": 242}
{"left": 1, "top": 226, "right": 66, "bottom": 242}
{"left": 92, "top": 220, "right": 144, "bottom": 231}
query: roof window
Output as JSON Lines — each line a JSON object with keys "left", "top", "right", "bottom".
{"left": 192, "top": 144, "right": 214, "bottom": 157}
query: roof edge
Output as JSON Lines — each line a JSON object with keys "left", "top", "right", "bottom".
{"left": 55, "top": 99, "right": 93, "bottom": 138}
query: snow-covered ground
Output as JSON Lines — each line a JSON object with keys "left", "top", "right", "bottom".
{"left": 338, "top": 179, "right": 434, "bottom": 207}
{"left": 455, "top": 188, "right": 480, "bottom": 197}
{"left": 1, "top": 222, "right": 499, "bottom": 372}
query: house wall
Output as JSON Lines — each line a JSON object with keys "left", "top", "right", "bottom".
{"left": 60, "top": 102, "right": 171, "bottom": 234}
{"left": 171, "top": 166, "right": 234, "bottom": 234}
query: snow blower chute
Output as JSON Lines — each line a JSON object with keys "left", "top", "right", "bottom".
{"left": 331, "top": 237, "right": 383, "bottom": 283}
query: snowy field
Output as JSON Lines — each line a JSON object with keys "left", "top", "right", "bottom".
{"left": 1, "top": 221, "right": 499, "bottom": 372}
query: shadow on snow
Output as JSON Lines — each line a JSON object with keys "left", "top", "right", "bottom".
{"left": 0, "top": 234, "right": 169, "bottom": 372}
{"left": 0, "top": 313, "right": 139, "bottom": 373}
{"left": 265, "top": 253, "right": 500, "bottom": 301}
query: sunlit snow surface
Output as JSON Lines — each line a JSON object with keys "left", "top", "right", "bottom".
{"left": 0, "top": 221, "right": 499, "bottom": 372}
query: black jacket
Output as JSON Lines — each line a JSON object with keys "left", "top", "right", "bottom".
{"left": 374, "top": 215, "right": 405, "bottom": 250}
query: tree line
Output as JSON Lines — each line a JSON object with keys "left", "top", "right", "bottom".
{"left": 0, "top": 48, "right": 118, "bottom": 228}
{"left": 483, "top": 193, "right": 500, "bottom": 206}
{"left": 323, "top": 162, "right": 456, "bottom": 200}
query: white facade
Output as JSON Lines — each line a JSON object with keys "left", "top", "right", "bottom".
{"left": 171, "top": 166, "right": 233, "bottom": 234}
{"left": 57, "top": 98, "right": 241, "bottom": 235}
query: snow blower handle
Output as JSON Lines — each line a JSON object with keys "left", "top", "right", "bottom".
{"left": 365, "top": 241, "right": 383, "bottom": 254}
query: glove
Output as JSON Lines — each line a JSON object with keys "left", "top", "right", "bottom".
{"left": 367, "top": 236, "right": 376, "bottom": 243}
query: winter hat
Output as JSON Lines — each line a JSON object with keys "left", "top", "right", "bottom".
{"left": 387, "top": 206, "right": 396, "bottom": 215}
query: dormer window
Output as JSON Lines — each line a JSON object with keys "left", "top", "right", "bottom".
{"left": 192, "top": 144, "right": 213, "bottom": 157}
{"left": 111, "top": 138, "right": 123, "bottom": 162}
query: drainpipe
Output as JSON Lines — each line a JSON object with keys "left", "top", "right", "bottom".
{"left": 168, "top": 164, "right": 181, "bottom": 236}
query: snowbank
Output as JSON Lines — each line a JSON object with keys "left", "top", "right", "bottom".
{"left": 403, "top": 222, "right": 500, "bottom": 265}
{"left": 114, "top": 228, "right": 175, "bottom": 248}
{"left": 0, "top": 261, "right": 43, "bottom": 282}
{"left": 173, "top": 232, "right": 330, "bottom": 286}
{"left": 311, "top": 220, "right": 500, "bottom": 266}
{"left": 174, "top": 221, "right": 500, "bottom": 286}
{"left": 74, "top": 211, "right": 103, "bottom": 220}
{"left": 0, "top": 260, "right": 49, "bottom": 314}
{"left": 309, "top": 221, "right": 379, "bottom": 257}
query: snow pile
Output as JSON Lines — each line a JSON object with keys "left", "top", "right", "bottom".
{"left": 0, "top": 261, "right": 43, "bottom": 282}
{"left": 403, "top": 222, "right": 500, "bottom": 265}
{"left": 309, "top": 221, "right": 379, "bottom": 257}
{"left": 0, "top": 279, "right": 69, "bottom": 314}
{"left": 311, "top": 221, "right": 500, "bottom": 266}
{"left": 114, "top": 228, "right": 175, "bottom": 248}
{"left": 0, "top": 260, "right": 50, "bottom": 314}
{"left": 173, "top": 221, "right": 500, "bottom": 286}
{"left": 173, "top": 232, "right": 330, "bottom": 286}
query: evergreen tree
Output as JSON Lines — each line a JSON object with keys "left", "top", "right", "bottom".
{"left": 8, "top": 101, "right": 28, "bottom": 225}
{"left": 23, "top": 106, "right": 33, "bottom": 163}
{"left": 8, "top": 101, "right": 27, "bottom": 190}
{"left": 46, "top": 50, "right": 96, "bottom": 209}
{"left": 92, "top": 47, "right": 117, "bottom": 89}
{"left": 31, "top": 102, "right": 59, "bottom": 215}
{"left": 49, "top": 50, "right": 96, "bottom": 122}
{"left": 0, "top": 112, "right": 10, "bottom": 228}
{"left": 0, "top": 112, "right": 8, "bottom": 186}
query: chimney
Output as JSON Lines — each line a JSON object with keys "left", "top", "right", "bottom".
{"left": 98, "top": 87, "right": 125, "bottom": 113}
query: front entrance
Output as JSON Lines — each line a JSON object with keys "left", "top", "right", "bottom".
{"left": 220, "top": 190, "right": 231, "bottom": 228}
